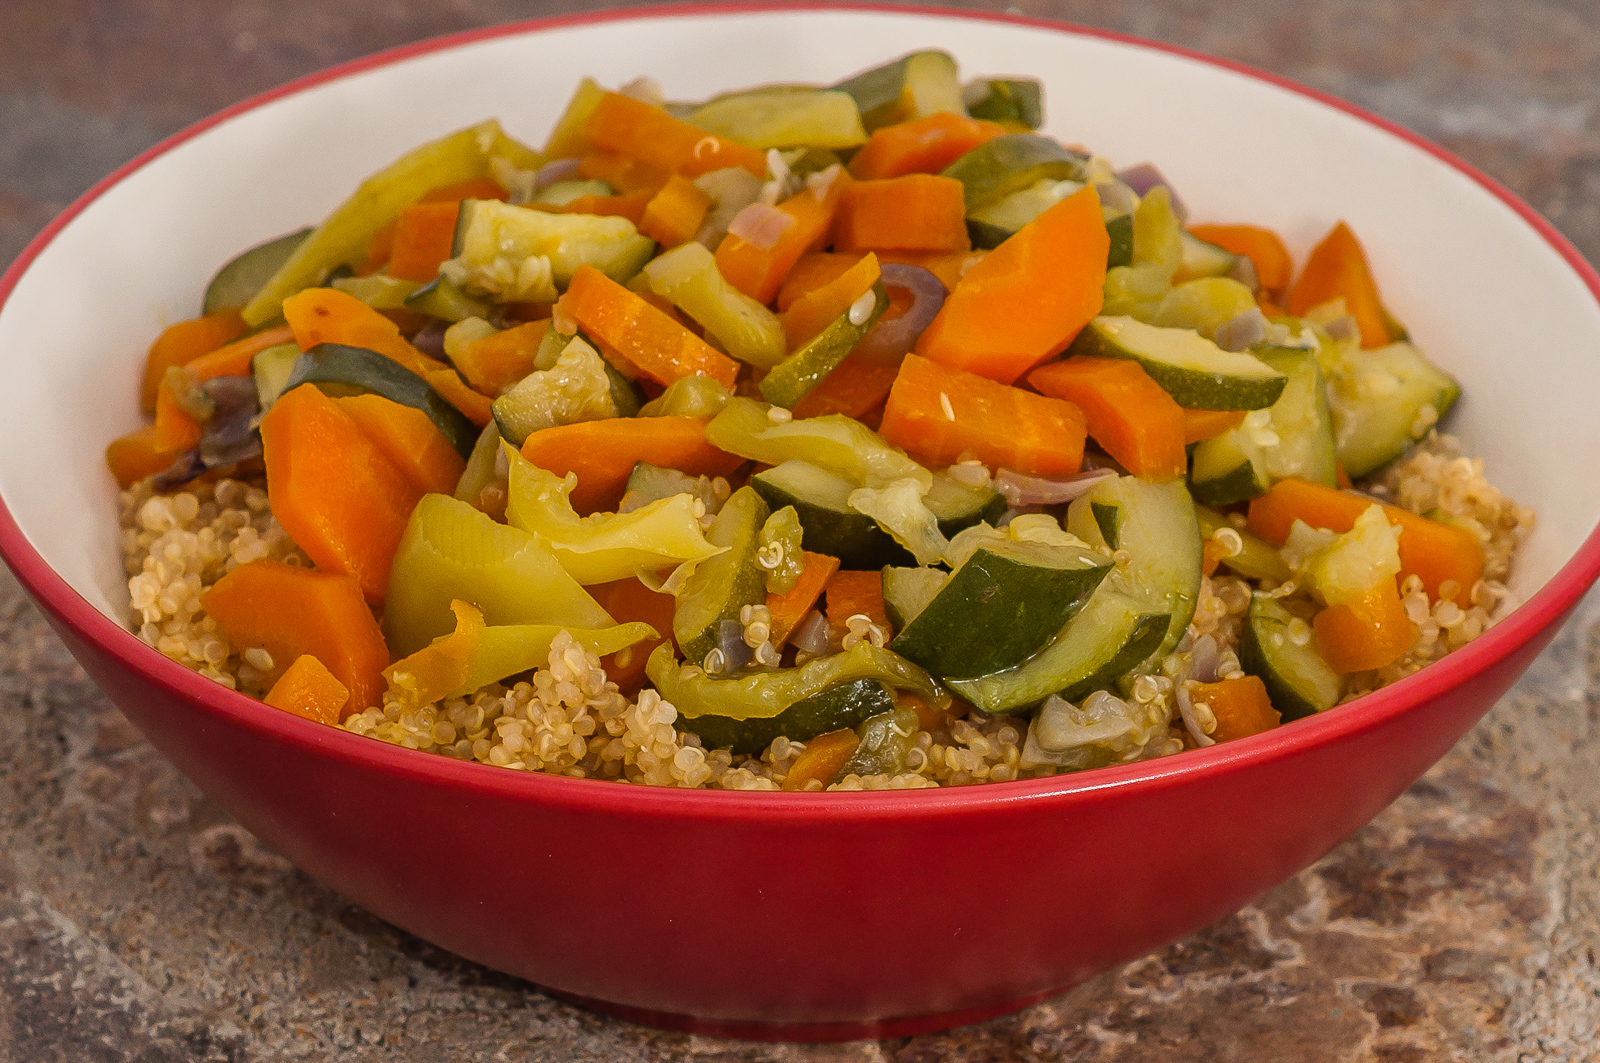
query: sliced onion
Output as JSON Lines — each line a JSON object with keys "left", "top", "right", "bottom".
{"left": 996, "top": 467, "right": 1116, "bottom": 506}
{"left": 1189, "top": 634, "right": 1220, "bottom": 684}
{"left": 411, "top": 319, "right": 449, "bottom": 361}
{"left": 532, "top": 158, "right": 582, "bottom": 192}
{"left": 853, "top": 264, "right": 946, "bottom": 363}
{"left": 1175, "top": 682, "right": 1216, "bottom": 748}
{"left": 727, "top": 202, "right": 795, "bottom": 251}
{"left": 716, "top": 618, "right": 755, "bottom": 673}
{"left": 1115, "top": 163, "right": 1188, "bottom": 223}
{"left": 1228, "top": 254, "right": 1260, "bottom": 292}
{"left": 1324, "top": 315, "right": 1361, "bottom": 343}
{"left": 151, "top": 449, "right": 208, "bottom": 491}
{"left": 1213, "top": 308, "right": 1268, "bottom": 352}
{"left": 806, "top": 163, "right": 842, "bottom": 203}
{"left": 198, "top": 375, "right": 262, "bottom": 469}
{"left": 790, "top": 610, "right": 833, "bottom": 657}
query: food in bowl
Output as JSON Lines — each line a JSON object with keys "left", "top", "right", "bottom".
{"left": 109, "top": 51, "right": 1533, "bottom": 793}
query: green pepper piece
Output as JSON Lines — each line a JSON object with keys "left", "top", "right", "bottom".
{"left": 647, "top": 640, "right": 945, "bottom": 721}
{"left": 504, "top": 445, "right": 724, "bottom": 586}
{"left": 940, "top": 133, "right": 1089, "bottom": 212}
{"left": 381, "top": 494, "right": 613, "bottom": 658}
{"left": 759, "top": 280, "right": 889, "bottom": 408}
{"left": 706, "top": 397, "right": 930, "bottom": 489}
{"left": 673, "top": 486, "right": 769, "bottom": 666}
{"left": 331, "top": 274, "right": 421, "bottom": 310}
{"left": 643, "top": 242, "right": 787, "bottom": 368}
{"left": 244, "top": 119, "right": 521, "bottom": 327}
{"left": 454, "top": 422, "right": 503, "bottom": 505}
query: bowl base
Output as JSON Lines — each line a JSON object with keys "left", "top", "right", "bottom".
{"left": 544, "top": 984, "right": 1070, "bottom": 1042}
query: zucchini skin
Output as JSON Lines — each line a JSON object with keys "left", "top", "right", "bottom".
{"left": 1239, "top": 595, "right": 1342, "bottom": 721}
{"left": 676, "top": 678, "right": 896, "bottom": 755}
{"left": 282, "top": 343, "right": 477, "bottom": 456}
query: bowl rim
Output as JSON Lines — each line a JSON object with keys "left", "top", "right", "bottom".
{"left": 3, "top": 0, "right": 1598, "bottom": 822}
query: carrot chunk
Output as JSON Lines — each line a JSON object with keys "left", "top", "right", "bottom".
{"left": 1245, "top": 477, "right": 1483, "bottom": 606}
{"left": 766, "top": 551, "right": 841, "bottom": 650}
{"left": 202, "top": 559, "right": 389, "bottom": 715}
{"left": 557, "top": 265, "right": 740, "bottom": 390}
{"left": 141, "top": 310, "right": 247, "bottom": 413}
{"left": 1313, "top": 577, "right": 1419, "bottom": 674}
{"left": 106, "top": 425, "right": 186, "bottom": 488}
{"left": 780, "top": 253, "right": 881, "bottom": 350}
{"left": 716, "top": 175, "right": 852, "bottom": 304}
{"left": 454, "top": 320, "right": 550, "bottom": 396}
{"left": 425, "top": 369, "right": 494, "bottom": 428}
{"left": 874, "top": 249, "right": 982, "bottom": 293}
{"left": 590, "top": 578, "right": 678, "bottom": 694}
{"left": 385, "top": 201, "right": 463, "bottom": 283}
{"left": 914, "top": 185, "right": 1106, "bottom": 384}
{"left": 1181, "top": 408, "right": 1248, "bottom": 444}
{"left": 782, "top": 728, "right": 860, "bottom": 790}
{"left": 579, "top": 151, "right": 671, "bottom": 194}
{"left": 1028, "top": 355, "right": 1186, "bottom": 481}
{"left": 833, "top": 174, "right": 970, "bottom": 253}
{"left": 1190, "top": 676, "right": 1282, "bottom": 742}
{"left": 880, "top": 354, "right": 1086, "bottom": 477}
{"left": 533, "top": 188, "right": 654, "bottom": 225}
{"left": 334, "top": 394, "right": 466, "bottom": 496}
{"left": 638, "top": 174, "right": 714, "bottom": 248}
{"left": 1287, "top": 222, "right": 1392, "bottom": 348}
{"left": 282, "top": 287, "right": 446, "bottom": 379}
{"left": 519, "top": 416, "right": 744, "bottom": 515}
{"left": 848, "top": 112, "right": 1010, "bottom": 180}
{"left": 263, "top": 654, "right": 351, "bottom": 726}
{"left": 583, "top": 92, "right": 767, "bottom": 178}
{"left": 824, "top": 569, "right": 893, "bottom": 640}
{"left": 1187, "top": 224, "right": 1293, "bottom": 298}
{"left": 259, "top": 384, "right": 422, "bottom": 604}
{"left": 777, "top": 252, "right": 867, "bottom": 311}
{"left": 791, "top": 351, "right": 902, "bottom": 421}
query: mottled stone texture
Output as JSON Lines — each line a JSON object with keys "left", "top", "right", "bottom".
{"left": 2, "top": 1, "right": 1599, "bottom": 1059}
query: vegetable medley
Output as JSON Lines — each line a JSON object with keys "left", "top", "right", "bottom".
{"left": 111, "top": 52, "right": 1533, "bottom": 790}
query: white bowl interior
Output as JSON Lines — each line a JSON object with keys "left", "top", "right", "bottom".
{"left": 2, "top": 8, "right": 1596, "bottom": 625}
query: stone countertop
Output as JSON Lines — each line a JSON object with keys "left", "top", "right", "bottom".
{"left": 2, "top": 1, "right": 1598, "bottom": 1059}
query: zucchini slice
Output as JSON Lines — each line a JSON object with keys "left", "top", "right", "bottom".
{"left": 204, "top": 228, "right": 312, "bottom": 316}
{"left": 1189, "top": 346, "right": 1337, "bottom": 505}
{"left": 965, "top": 177, "right": 1084, "bottom": 250}
{"left": 963, "top": 78, "right": 1044, "bottom": 129}
{"left": 1069, "top": 316, "right": 1288, "bottom": 411}
{"left": 622, "top": 462, "right": 721, "bottom": 515}
{"left": 923, "top": 467, "right": 1006, "bottom": 534}
{"left": 673, "top": 486, "right": 769, "bottom": 667}
{"left": 882, "top": 566, "right": 948, "bottom": 630}
{"left": 889, "top": 539, "right": 1111, "bottom": 679}
{"left": 832, "top": 50, "right": 965, "bottom": 130}
{"left": 1176, "top": 230, "right": 1239, "bottom": 281}
{"left": 1104, "top": 213, "right": 1134, "bottom": 269}
{"left": 1239, "top": 594, "right": 1342, "bottom": 721}
{"left": 1194, "top": 506, "right": 1292, "bottom": 584}
{"left": 281, "top": 343, "right": 476, "bottom": 456}
{"left": 940, "top": 133, "right": 1090, "bottom": 212}
{"left": 1325, "top": 341, "right": 1461, "bottom": 478}
{"left": 685, "top": 88, "right": 868, "bottom": 150}
{"left": 677, "top": 678, "right": 894, "bottom": 755}
{"left": 447, "top": 199, "right": 656, "bottom": 298}
{"left": 751, "top": 460, "right": 912, "bottom": 569}
{"left": 250, "top": 342, "right": 302, "bottom": 411}
{"left": 404, "top": 276, "right": 493, "bottom": 323}
{"left": 759, "top": 281, "right": 889, "bottom": 408}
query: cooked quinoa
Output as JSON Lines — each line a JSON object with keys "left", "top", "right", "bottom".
{"left": 117, "top": 431, "right": 1531, "bottom": 789}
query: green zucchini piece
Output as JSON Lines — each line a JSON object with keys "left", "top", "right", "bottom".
{"left": 250, "top": 342, "right": 302, "bottom": 411}
{"left": 1176, "top": 230, "right": 1240, "bottom": 280}
{"left": 923, "top": 468, "right": 1006, "bottom": 534}
{"left": 643, "top": 242, "right": 787, "bottom": 369}
{"left": 622, "top": 462, "right": 720, "bottom": 515}
{"left": 706, "top": 397, "right": 929, "bottom": 489}
{"left": 1150, "top": 277, "right": 1260, "bottom": 339}
{"left": 639, "top": 373, "right": 732, "bottom": 419}
{"left": 1239, "top": 594, "right": 1341, "bottom": 721}
{"left": 685, "top": 88, "right": 868, "bottom": 150}
{"left": 1105, "top": 213, "right": 1134, "bottom": 269}
{"left": 331, "top": 274, "right": 420, "bottom": 310}
{"left": 1325, "top": 341, "right": 1461, "bottom": 478}
{"left": 1189, "top": 346, "right": 1336, "bottom": 504}
{"left": 889, "top": 539, "right": 1111, "bottom": 679}
{"left": 678, "top": 678, "right": 894, "bottom": 755}
{"left": 965, "top": 177, "right": 1084, "bottom": 249}
{"left": 1091, "top": 500, "right": 1121, "bottom": 550}
{"left": 881, "top": 566, "right": 948, "bottom": 630}
{"left": 832, "top": 50, "right": 965, "bottom": 130}
{"left": 1068, "top": 316, "right": 1287, "bottom": 410}
{"left": 963, "top": 78, "right": 1043, "bottom": 128}
{"left": 840, "top": 703, "right": 922, "bottom": 778}
{"left": 1189, "top": 431, "right": 1272, "bottom": 507}
{"left": 1067, "top": 476, "right": 1202, "bottom": 656}
{"left": 490, "top": 334, "right": 620, "bottom": 447}
{"left": 454, "top": 422, "right": 503, "bottom": 504}
{"left": 940, "top": 134, "right": 1089, "bottom": 212}
{"left": 1194, "top": 506, "right": 1292, "bottom": 584}
{"left": 673, "top": 486, "right": 769, "bottom": 666}
{"left": 948, "top": 591, "right": 1168, "bottom": 714}
{"left": 404, "top": 275, "right": 493, "bottom": 323}
{"left": 751, "top": 461, "right": 911, "bottom": 569}
{"left": 759, "top": 281, "right": 889, "bottom": 408}
{"left": 204, "top": 228, "right": 311, "bottom": 315}
{"left": 445, "top": 199, "right": 656, "bottom": 299}
{"left": 282, "top": 343, "right": 476, "bottom": 456}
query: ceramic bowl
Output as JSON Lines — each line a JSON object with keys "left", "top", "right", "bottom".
{"left": 3, "top": 3, "right": 1599, "bottom": 1041}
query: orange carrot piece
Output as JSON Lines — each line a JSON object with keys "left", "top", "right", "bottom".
{"left": 915, "top": 185, "right": 1107, "bottom": 384}
{"left": 776, "top": 252, "right": 866, "bottom": 311}
{"left": 875, "top": 249, "right": 982, "bottom": 293}
{"left": 557, "top": 265, "right": 739, "bottom": 390}
{"left": 334, "top": 394, "right": 466, "bottom": 496}
{"left": 386, "top": 201, "right": 462, "bottom": 283}
{"left": 782, "top": 728, "right": 861, "bottom": 790}
{"left": 141, "top": 310, "right": 247, "bottom": 413}
{"left": 259, "top": 384, "right": 422, "bottom": 605}
{"left": 150, "top": 325, "right": 299, "bottom": 451}
{"left": 766, "top": 551, "right": 841, "bottom": 650}
{"left": 1187, "top": 224, "right": 1294, "bottom": 297}
{"left": 639, "top": 174, "right": 714, "bottom": 248}
{"left": 1201, "top": 537, "right": 1228, "bottom": 579}
{"left": 364, "top": 219, "right": 398, "bottom": 274}
{"left": 1287, "top": 222, "right": 1391, "bottom": 348}
{"left": 263, "top": 654, "right": 351, "bottom": 726}
{"left": 1190, "top": 676, "right": 1282, "bottom": 742}
{"left": 833, "top": 174, "right": 970, "bottom": 253}
{"left": 1028, "top": 355, "right": 1186, "bottom": 481}
{"left": 895, "top": 691, "right": 954, "bottom": 734}
{"left": 1336, "top": 462, "right": 1353, "bottom": 490}
{"left": 282, "top": 287, "right": 447, "bottom": 379}
{"left": 202, "top": 559, "right": 389, "bottom": 715}
{"left": 536, "top": 188, "right": 654, "bottom": 225}
{"left": 583, "top": 92, "right": 767, "bottom": 178}
{"left": 519, "top": 416, "right": 744, "bottom": 515}
{"left": 424, "top": 369, "right": 494, "bottom": 428}
{"left": 881, "top": 354, "right": 1086, "bottom": 477}
{"left": 1245, "top": 477, "right": 1483, "bottom": 606}
{"left": 1181, "top": 408, "right": 1248, "bottom": 444}
{"left": 417, "top": 176, "right": 508, "bottom": 204}
{"left": 152, "top": 383, "right": 204, "bottom": 454}
{"left": 455, "top": 320, "right": 550, "bottom": 396}
{"left": 1312, "top": 577, "right": 1419, "bottom": 674}
{"left": 780, "top": 252, "right": 881, "bottom": 350}
{"left": 590, "top": 578, "right": 678, "bottom": 694}
{"left": 791, "top": 351, "right": 903, "bottom": 421}
{"left": 848, "top": 112, "right": 1010, "bottom": 180}
{"left": 578, "top": 151, "right": 671, "bottom": 194}
{"left": 106, "top": 425, "right": 185, "bottom": 488}
{"left": 824, "top": 569, "right": 894, "bottom": 639}
{"left": 716, "top": 175, "right": 853, "bottom": 304}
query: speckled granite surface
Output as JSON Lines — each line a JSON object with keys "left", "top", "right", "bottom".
{"left": 2, "top": 1, "right": 1599, "bottom": 1059}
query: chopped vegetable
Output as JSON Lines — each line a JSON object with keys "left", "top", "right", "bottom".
{"left": 716, "top": 172, "right": 851, "bottom": 303}
{"left": 782, "top": 728, "right": 860, "bottom": 790}
{"left": 833, "top": 174, "right": 971, "bottom": 253}
{"left": 1028, "top": 355, "right": 1186, "bottom": 481}
{"left": 1287, "top": 222, "right": 1391, "bottom": 348}
{"left": 263, "top": 654, "right": 352, "bottom": 726}
{"left": 848, "top": 111, "right": 1009, "bottom": 180}
{"left": 583, "top": 91, "right": 768, "bottom": 177}
{"left": 141, "top": 310, "right": 247, "bottom": 414}
{"left": 558, "top": 264, "right": 740, "bottom": 390}
{"left": 1190, "top": 676, "right": 1280, "bottom": 742}
{"left": 334, "top": 394, "right": 467, "bottom": 496}
{"left": 1186, "top": 224, "right": 1293, "bottom": 298}
{"left": 519, "top": 414, "right": 742, "bottom": 515}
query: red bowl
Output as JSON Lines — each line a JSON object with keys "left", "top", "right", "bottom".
{"left": 3, "top": 3, "right": 1600, "bottom": 1041}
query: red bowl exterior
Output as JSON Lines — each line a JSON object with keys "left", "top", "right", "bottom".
{"left": 6, "top": 2, "right": 1600, "bottom": 1042}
